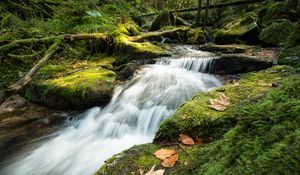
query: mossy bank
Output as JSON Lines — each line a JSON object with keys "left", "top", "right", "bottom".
{"left": 97, "top": 65, "right": 300, "bottom": 175}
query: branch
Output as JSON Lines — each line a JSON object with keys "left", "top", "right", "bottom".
{"left": 6, "top": 40, "right": 61, "bottom": 93}
{"left": 128, "top": 27, "right": 190, "bottom": 42}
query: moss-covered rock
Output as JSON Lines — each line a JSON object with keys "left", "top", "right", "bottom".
{"left": 24, "top": 58, "right": 116, "bottom": 110}
{"left": 114, "top": 33, "right": 169, "bottom": 64}
{"left": 259, "top": 19, "right": 294, "bottom": 46}
{"left": 97, "top": 65, "right": 299, "bottom": 175}
{"left": 214, "top": 15, "right": 259, "bottom": 45}
{"left": 155, "top": 65, "right": 293, "bottom": 142}
{"left": 150, "top": 10, "right": 175, "bottom": 31}
{"left": 187, "top": 27, "right": 206, "bottom": 44}
{"left": 279, "top": 46, "right": 300, "bottom": 66}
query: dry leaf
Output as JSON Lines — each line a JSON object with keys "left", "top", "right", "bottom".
{"left": 145, "top": 165, "right": 165, "bottom": 175}
{"left": 179, "top": 134, "right": 195, "bottom": 145}
{"left": 154, "top": 149, "right": 177, "bottom": 160}
{"left": 208, "top": 93, "right": 230, "bottom": 111}
{"left": 161, "top": 153, "right": 179, "bottom": 168}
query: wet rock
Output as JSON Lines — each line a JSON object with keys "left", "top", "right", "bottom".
{"left": 198, "top": 44, "right": 252, "bottom": 54}
{"left": 212, "top": 54, "right": 273, "bottom": 74}
{"left": 0, "top": 95, "right": 69, "bottom": 159}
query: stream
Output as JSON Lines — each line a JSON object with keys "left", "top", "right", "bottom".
{"left": 1, "top": 45, "right": 223, "bottom": 175}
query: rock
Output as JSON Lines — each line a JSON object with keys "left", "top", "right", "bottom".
{"left": 279, "top": 46, "right": 300, "bottom": 65}
{"left": 214, "top": 16, "right": 260, "bottom": 45}
{"left": 212, "top": 54, "right": 273, "bottom": 74}
{"left": 0, "top": 94, "right": 27, "bottom": 114}
{"left": 150, "top": 10, "right": 175, "bottom": 31}
{"left": 259, "top": 19, "right": 294, "bottom": 46}
{"left": 187, "top": 28, "right": 206, "bottom": 44}
{"left": 24, "top": 63, "right": 116, "bottom": 110}
{"left": 198, "top": 44, "right": 252, "bottom": 54}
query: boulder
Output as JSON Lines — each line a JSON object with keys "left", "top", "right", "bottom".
{"left": 214, "top": 16, "right": 259, "bottom": 45}
{"left": 24, "top": 60, "right": 116, "bottom": 110}
{"left": 198, "top": 44, "right": 253, "bottom": 54}
{"left": 187, "top": 28, "right": 206, "bottom": 44}
{"left": 259, "top": 19, "right": 294, "bottom": 46}
{"left": 150, "top": 11, "right": 175, "bottom": 31}
{"left": 212, "top": 54, "right": 273, "bottom": 74}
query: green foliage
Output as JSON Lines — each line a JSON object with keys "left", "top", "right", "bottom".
{"left": 155, "top": 65, "right": 294, "bottom": 142}
{"left": 188, "top": 74, "right": 300, "bottom": 175}
{"left": 259, "top": 19, "right": 294, "bottom": 46}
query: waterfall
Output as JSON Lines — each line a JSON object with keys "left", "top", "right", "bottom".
{"left": 1, "top": 46, "right": 222, "bottom": 175}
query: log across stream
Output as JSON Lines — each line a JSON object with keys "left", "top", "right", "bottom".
{"left": 1, "top": 46, "right": 223, "bottom": 175}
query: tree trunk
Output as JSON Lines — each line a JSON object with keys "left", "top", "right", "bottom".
{"left": 204, "top": 0, "right": 209, "bottom": 27}
{"left": 196, "top": 0, "right": 203, "bottom": 26}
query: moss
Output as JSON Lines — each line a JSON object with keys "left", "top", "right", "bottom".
{"left": 259, "top": 19, "right": 294, "bottom": 46}
{"left": 24, "top": 58, "right": 116, "bottom": 109}
{"left": 187, "top": 27, "right": 205, "bottom": 44}
{"left": 279, "top": 46, "right": 300, "bottom": 66}
{"left": 155, "top": 65, "right": 295, "bottom": 142}
{"left": 96, "top": 144, "right": 161, "bottom": 175}
{"left": 187, "top": 74, "right": 300, "bottom": 175}
{"left": 214, "top": 15, "right": 259, "bottom": 45}
{"left": 150, "top": 10, "right": 175, "bottom": 31}
{"left": 260, "top": 2, "right": 298, "bottom": 26}
{"left": 113, "top": 33, "right": 168, "bottom": 63}
{"left": 99, "top": 66, "right": 300, "bottom": 175}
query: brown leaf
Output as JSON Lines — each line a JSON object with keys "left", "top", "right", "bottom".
{"left": 145, "top": 165, "right": 165, "bottom": 175}
{"left": 154, "top": 149, "right": 177, "bottom": 160}
{"left": 208, "top": 93, "right": 230, "bottom": 111}
{"left": 179, "top": 134, "right": 195, "bottom": 145}
{"left": 161, "top": 153, "right": 179, "bottom": 168}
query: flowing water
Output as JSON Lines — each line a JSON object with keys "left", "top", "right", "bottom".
{"left": 1, "top": 45, "right": 222, "bottom": 175}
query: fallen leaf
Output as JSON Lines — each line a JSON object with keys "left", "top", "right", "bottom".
{"left": 179, "top": 134, "right": 195, "bottom": 145}
{"left": 208, "top": 93, "right": 230, "bottom": 111}
{"left": 145, "top": 165, "right": 165, "bottom": 175}
{"left": 154, "top": 149, "right": 177, "bottom": 160}
{"left": 161, "top": 153, "right": 179, "bottom": 168}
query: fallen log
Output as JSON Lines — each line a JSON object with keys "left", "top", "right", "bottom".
{"left": 128, "top": 27, "right": 190, "bottom": 42}
{"left": 139, "top": 0, "right": 285, "bottom": 17}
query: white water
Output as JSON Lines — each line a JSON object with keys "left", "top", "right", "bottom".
{"left": 1, "top": 46, "right": 222, "bottom": 175}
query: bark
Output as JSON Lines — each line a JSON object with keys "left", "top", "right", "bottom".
{"left": 204, "top": 0, "right": 209, "bottom": 27}
{"left": 6, "top": 41, "right": 61, "bottom": 94}
{"left": 196, "top": 0, "right": 203, "bottom": 26}
{"left": 128, "top": 27, "right": 190, "bottom": 42}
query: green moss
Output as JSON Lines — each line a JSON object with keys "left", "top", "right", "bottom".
{"left": 113, "top": 33, "right": 168, "bottom": 63}
{"left": 279, "top": 46, "right": 300, "bottom": 66}
{"left": 259, "top": 19, "right": 294, "bottom": 46}
{"left": 186, "top": 74, "right": 300, "bottom": 175}
{"left": 187, "top": 27, "right": 205, "bottom": 44}
{"left": 99, "top": 66, "right": 300, "bottom": 175}
{"left": 214, "top": 15, "right": 259, "bottom": 44}
{"left": 96, "top": 144, "right": 161, "bottom": 175}
{"left": 24, "top": 58, "right": 116, "bottom": 109}
{"left": 155, "top": 65, "right": 295, "bottom": 142}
